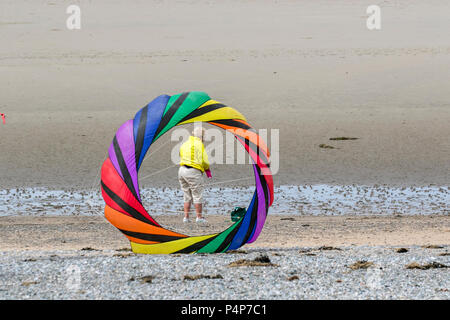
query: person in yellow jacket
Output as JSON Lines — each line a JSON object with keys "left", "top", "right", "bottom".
{"left": 178, "top": 126, "right": 212, "bottom": 223}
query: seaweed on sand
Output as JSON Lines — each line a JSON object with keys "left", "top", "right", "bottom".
{"left": 319, "top": 144, "right": 335, "bottom": 149}
{"left": 228, "top": 254, "right": 279, "bottom": 267}
{"left": 405, "top": 262, "right": 448, "bottom": 270}
{"left": 348, "top": 260, "right": 374, "bottom": 270}
{"left": 183, "top": 274, "right": 223, "bottom": 281}
{"left": 329, "top": 137, "right": 359, "bottom": 140}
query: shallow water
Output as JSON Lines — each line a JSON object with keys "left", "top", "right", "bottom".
{"left": 0, "top": 185, "right": 448, "bottom": 217}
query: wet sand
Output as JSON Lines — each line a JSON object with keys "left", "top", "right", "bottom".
{"left": 1, "top": 0, "right": 450, "bottom": 189}
{"left": 1, "top": 215, "right": 448, "bottom": 252}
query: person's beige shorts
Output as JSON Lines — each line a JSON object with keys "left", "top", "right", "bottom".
{"left": 178, "top": 166, "right": 204, "bottom": 204}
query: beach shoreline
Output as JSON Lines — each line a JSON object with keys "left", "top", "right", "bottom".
{"left": 1, "top": 215, "right": 448, "bottom": 252}
{"left": 2, "top": 185, "right": 449, "bottom": 217}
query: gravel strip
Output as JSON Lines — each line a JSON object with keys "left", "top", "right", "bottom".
{"left": 1, "top": 246, "right": 448, "bottom": 300}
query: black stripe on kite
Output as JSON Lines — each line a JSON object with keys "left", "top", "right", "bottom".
{"left": 101, "top": 181, "right": 158, "bottom": 227}
{"left": 154, "top": 92, "right": 190, "bottom": 138}
{"left": 173, "top": 235, "right": 220, "bottom": 254}
{"left": 243, "top": 137, "right": 270, "bottom": 168}
{"left": 214, "top": 213, "right": 246, "bottom": 253}
{"left": 119, "top": 229, "right": 184, "bottom": 243}
{"left": 179, "top": 103, "right": 227, "bottom": 123}
{"left": 113, "top": 136, "right": 139, "bottom": 201}
{"left": 256, "top": 165, "right": 270, "bottom": 215}
{"left": 209, "top": 119, "right": 255, "bottom": 132}
{"left": 241, "top": 191, "right": 259, "bottom": 245}
{"left": 134, "top": 104, "right": 148, "bottom": 170}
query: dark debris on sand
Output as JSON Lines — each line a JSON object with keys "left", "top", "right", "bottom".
{"left": 348, "top": 260, "right": 374, "bottom": 270}
{"left": 183, "top": 274, "right": 223, "bottom": 281}
{"left": 226, "top": 250, "right": 248, "bottom": 254}
{"left": 421, "top": 245, "right": 444, "bottom": 249}
{"left": 329, "top": 137, "right": 359, "bottom": 141}
{"left": 81, "top": 247, "right": 100, "bottom": 251}
{"left": 405, "top": 262, "right": 448, "bottom": 270}
{"left": 113, "top": 253, "right": 134, "bottom": 258}
{"left": 319, "top": 144, "right": 335, "bottom": 149}
{"left": 129, "top": 275, "right": 155, "bottom": 283}
{"left": 318, "top": 246, "right": 342, "bottom": 251}
{"left": 228, "top": 254, "right": 278, "bottom": 267}
{"left": 299, "top": 246, "right": 342, "bottom": 254}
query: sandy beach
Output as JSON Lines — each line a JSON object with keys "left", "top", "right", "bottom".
{"left": 1, "top": 0, "right": 449, "bottom": 300}
{"left": 1, "top": 215, "right": 449, "bottom": 251}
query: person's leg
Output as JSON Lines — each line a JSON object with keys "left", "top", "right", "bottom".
{"left": 188, "top": 169, "right": 204, "bottom": 220}
{"left": 184, "top": 201, "right": 191, "bottom": 218}
{"left": 179, "top": 166, "right": 193, "bottom": 221}
{"left": 183, "top": 167, "right": 205, "bottom": 221}
{"left": 194, "top": 203, "right": 203, "bottom": 219}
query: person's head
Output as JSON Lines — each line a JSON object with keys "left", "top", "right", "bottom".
{"left": 192, "top": 126, "right": 206, "bottom": 141}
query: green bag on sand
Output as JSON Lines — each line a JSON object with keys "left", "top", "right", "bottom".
{"left": 230, "top": 207, "right": 246, "bottom": 222}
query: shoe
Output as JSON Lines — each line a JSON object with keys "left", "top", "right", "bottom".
{"left": 196, "top": 217, "right": 207, "bottom": 223}
{"left": 183, "top": 217, "right": 190, "bottom": 223}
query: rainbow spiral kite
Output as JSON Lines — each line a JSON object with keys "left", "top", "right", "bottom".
{"left": 101, "top": 92, "right": 274, "bottom": 254}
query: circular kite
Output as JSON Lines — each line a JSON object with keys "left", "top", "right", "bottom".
{"left": 101, "top": 92, "right": 274, "bottom": 254}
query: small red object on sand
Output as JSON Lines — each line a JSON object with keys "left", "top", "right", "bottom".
{"left": 0, "top": 113, "right": 5, "bottom": 124}
{"left": 205, "top": 169, "right": 212, "bottom": 178}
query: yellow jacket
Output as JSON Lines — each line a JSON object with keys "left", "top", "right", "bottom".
{"left": 179, "top": 136, "right": 210, "bottom": 172}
